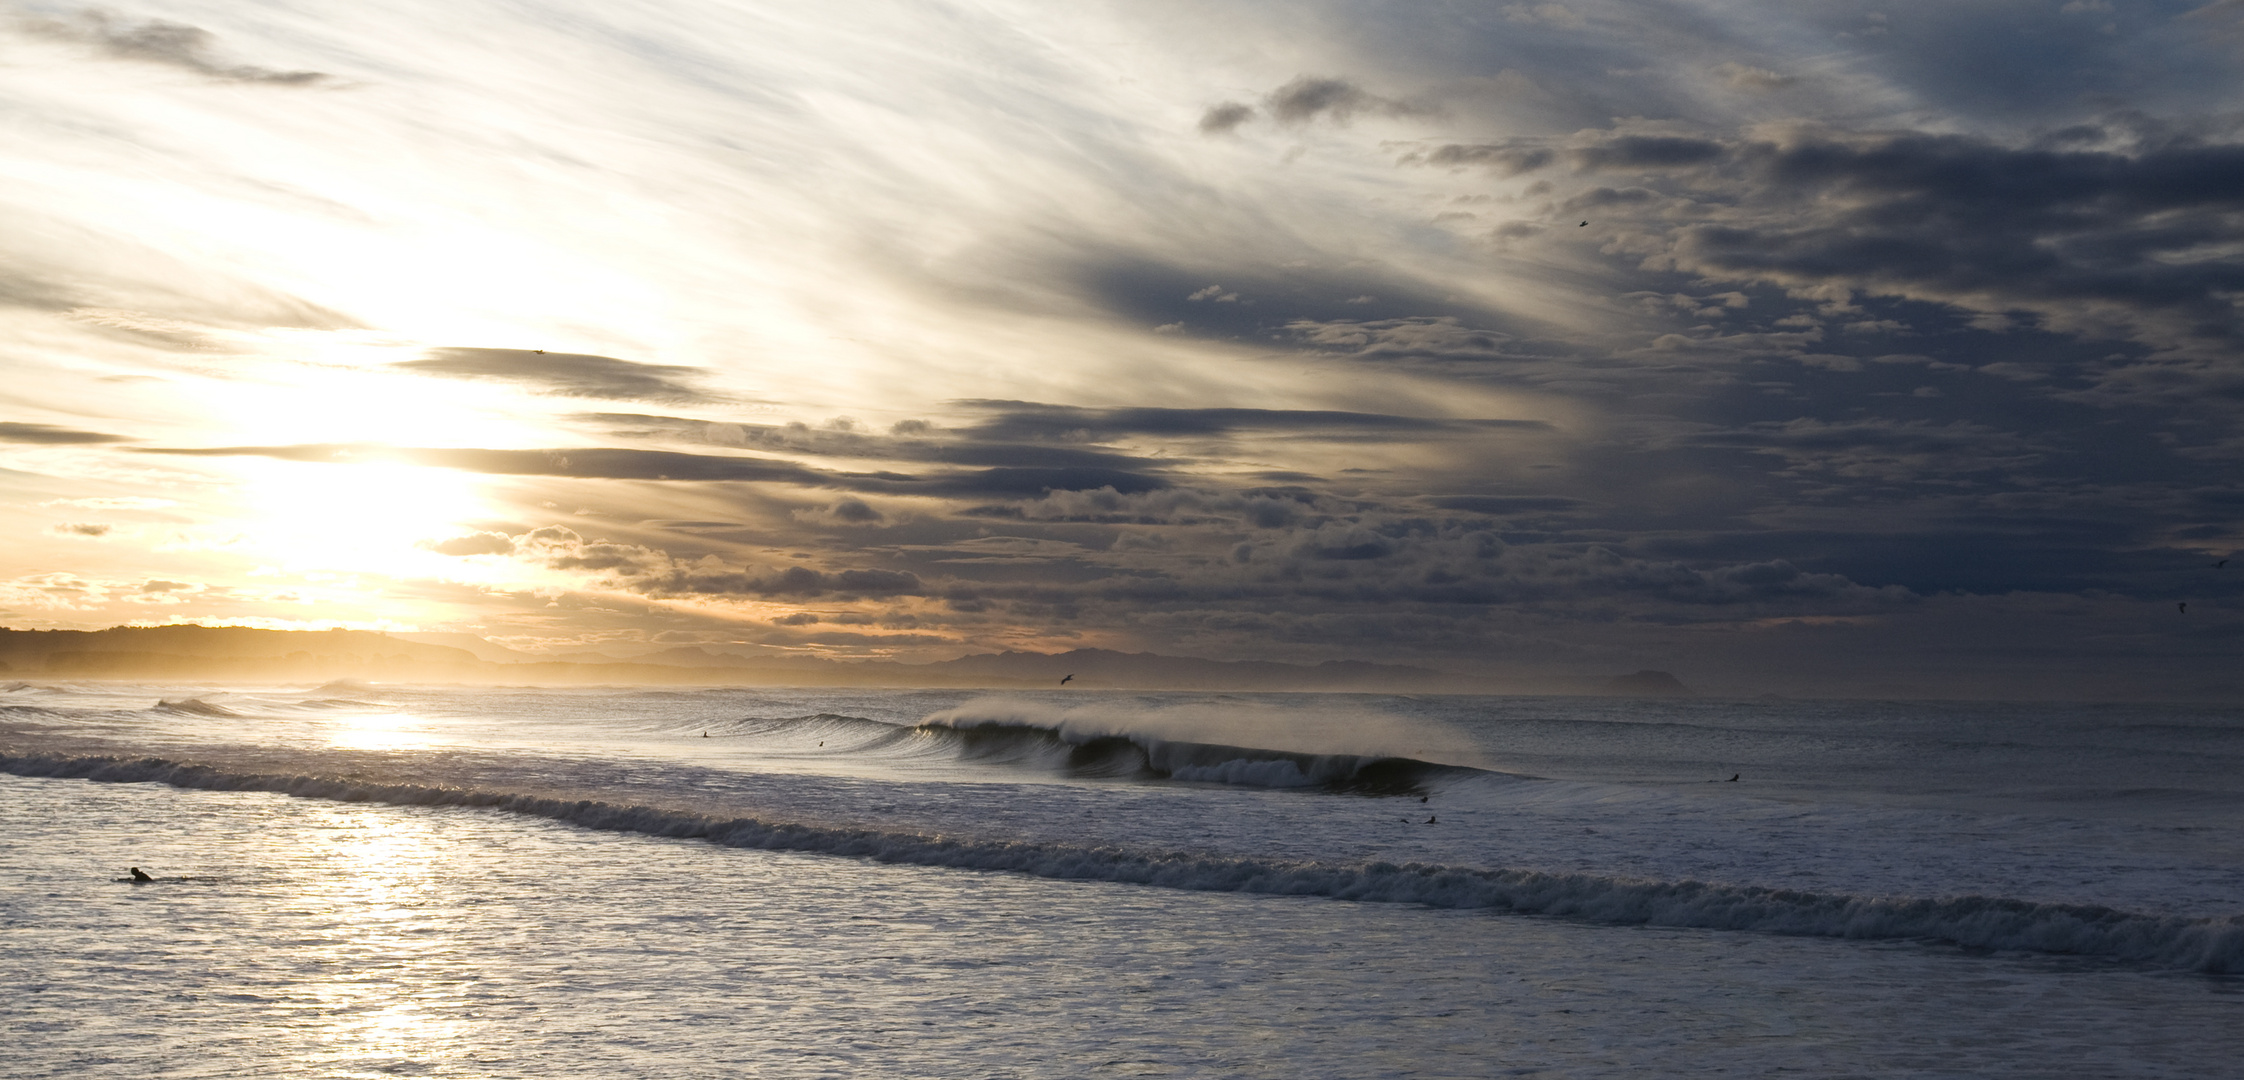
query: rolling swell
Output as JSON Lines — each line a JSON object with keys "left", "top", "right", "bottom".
{"left": 7, "top": 749, "right": 2239, "bottom": 973}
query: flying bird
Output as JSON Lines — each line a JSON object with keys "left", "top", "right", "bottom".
{"left": 1059, "top": 674, "right": 1074, "bottom": 686}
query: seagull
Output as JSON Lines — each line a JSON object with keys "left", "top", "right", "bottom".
{"left": 1059, "top": 674, "right": 1074, "bottom": 686}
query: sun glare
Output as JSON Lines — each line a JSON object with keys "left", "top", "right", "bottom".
{"left": 238, "top": 459, "right": 487, "bottom": 576}
{"left": 327, "top": 709, "right": 433, "bottom": 751}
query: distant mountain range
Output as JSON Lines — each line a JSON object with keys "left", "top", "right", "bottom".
{"left": 0, "top": 624, "right": 1689, "bottom": 695}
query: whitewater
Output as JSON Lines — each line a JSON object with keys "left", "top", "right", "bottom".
{"left": 4, "top": 683, "right": 2241, "bottom": 1076}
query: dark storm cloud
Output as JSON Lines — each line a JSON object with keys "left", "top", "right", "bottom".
{"left": 1413, "top": 121, "right": 2244, "bottom": 351}
{"left": 913, "top": 467, "right": 1169, "bottom": 497}
{"left": 396, "top": 349, "right": 715, "bottom": 403}
{"left": 20, "top": 9, "right": 328, "bottom": 85}
{"left": 1679, "top": 418, "right": 2047, "bottom": 482}
{"left": 580, "top": 413, "right": 1166, "bottom": 472}
{"left": 481, "top": 526, "right": 929, "bottom": 599}
{"left": 1429, "top": 495, "right": 1587, "bottom": 514}
{"left": 0, "top": 421, "right": 129, "bottom": 444}
{"left": 1068, "top": 250, "right": 1517, "bottom": 342}
{"left": 949, "top": 401, "right": 1547, "bottom": 440}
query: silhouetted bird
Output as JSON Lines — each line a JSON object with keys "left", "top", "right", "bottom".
{"left": 1059, "top": 674, "right": 1074, "bottom": 686}
{"left": 1419, "top": 795, "right": 1429, "bottom": 803}
{"left": 2179, "top": 602, "right": 2188, "bottom": 614}
{"left": 1579, "top": 221, "right": 1588, "bottom": 226}
{"left": 129, "top": 867, "right": 153, "bottom": 882}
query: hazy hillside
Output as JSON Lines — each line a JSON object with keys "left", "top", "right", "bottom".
{"left": 0, "top": 625, "right": 1686, "bottom": 695}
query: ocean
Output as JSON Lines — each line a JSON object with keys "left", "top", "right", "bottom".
{"left": 4, "top": 682, "right": 2241, "bottom": 1077}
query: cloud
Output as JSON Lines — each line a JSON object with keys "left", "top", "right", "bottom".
{"left": 19, "top": 9, "right": 327, "bottom": 85}
{"left": 1198, "top": 101, "right": 1255, "bottom": 135}
{"left": 1284, "top": 317, "right": 1523, "bottom": 363}
{"left": 394, "top": 349, "right": 715, "bottom": 403}
{"left": 1261, "top": 76, "right": 1433, "bottom": 126}
{"left": 949, "top": 400, "right": 1543, "bottom": 440}
{"left": 142, "top": 443, "right": 839, "bottom": 484}
{"left": 587, "top": 413, "right": 1164, "bottom": 473}
{"left": 0, "top": 421, "right": 129, "bottom": 444}
{"left": 1414, "top": 121, "right": 2244, "bottom": 358}
{"left": 1501, "top": 4, "right": 1585, "bottom": 30}
{"left": 421, "top": 531, "right": 516, "bottom": 556}
{"left": 1714, "top": 62, "right": 1797, "bottom": 91}
{"left": 497, "top": 525, "right": 929, "bottom": 599}
{"left": 136, "top": 442, "right": 1172, "bottom": 498}
{"left": 793, "top": 498, "right": 885, "bottom": 526}
{"left": 1429, "top": 495, "right": 1587, "bottom": 515}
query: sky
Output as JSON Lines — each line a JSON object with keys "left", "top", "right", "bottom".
{"left": 2, "top": 0, "right": 2241, "bottom": 697}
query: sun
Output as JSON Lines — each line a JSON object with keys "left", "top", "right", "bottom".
{"left": 235, "top": 457, "right": 489, "bottom": 577}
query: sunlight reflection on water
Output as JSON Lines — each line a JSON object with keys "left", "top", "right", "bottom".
{"left": 325, "top": 711, "right": 432, "bottom": 752}
{"left": 7, "top": 773, "right": 2241, "bottom": 1079}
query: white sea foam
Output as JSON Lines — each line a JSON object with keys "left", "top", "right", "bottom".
{"left": 9, "top": 749, "right": 2239, "bottom": 973}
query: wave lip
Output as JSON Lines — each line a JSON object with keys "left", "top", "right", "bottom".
{"left": 9, "top": 749, "right": 2239, "bottom": 974}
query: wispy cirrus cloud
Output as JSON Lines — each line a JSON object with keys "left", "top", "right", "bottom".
{"left": 15, "top": 8, "right": 328, "bottom": 84}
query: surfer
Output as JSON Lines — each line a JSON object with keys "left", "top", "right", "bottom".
{"left": 1727, "top": 774, "right": 1740, "bottom": 782}
{"left": 1425, "top": 815, "right": 1437, "bottom": 824}
{"left": 129, "top": 867, "right": 153, "bottom": 882}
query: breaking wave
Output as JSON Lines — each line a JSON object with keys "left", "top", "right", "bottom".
{"left": 152, "top": 698, "right": 243, "bottom": 718}
{"left": 913, "top": 719, "right": 1466, "bottom": 792}
{"left": 693, "top": 710, "right": 1474, "bottom": 792}
{"left": 7, "top": 749, "right": 2239, "bottom": 974}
